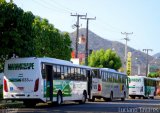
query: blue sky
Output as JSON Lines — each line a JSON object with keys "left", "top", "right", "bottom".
{"left": 7, "top": 0, "right": 160, "bottom": 55}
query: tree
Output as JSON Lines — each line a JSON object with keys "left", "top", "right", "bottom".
{"left": 148, "top": 69, "right": 160, "bottom": 78}
{"left": 0, "top": 2, "right": 72, "bottom": 72}
{"left": 88, "top": 49, "right": 122, "bottom": 70}
{"left": 32, "top": 17, "right": 72, "bottom": 60}
{"left": 0, "top": 2, "right": 35, "bottom": 57}
{"left": 0, "top": 2, "right": 35, "bottom": 72}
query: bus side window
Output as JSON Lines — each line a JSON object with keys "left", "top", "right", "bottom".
{"left": 105, "top": 72, "right": 108, "bottom": 82}
{"left": 41, "top": 63, "right": 46, "bottom": 79}
{"left": 64, "top": 66, "right": 68, "bottom": 80}
{"left": 56, "top": 65, "right": 61, "bottom": 80}
{"left": 80, "top": 68, "right": 84, "bottom": 80}
{"left": 108, "top": 73, "right": 110, "bottom": 82}
{"left": 101, "top": 71, "right": 104, "bottom": 81}
{"left": 111, "top": 73, "right": 113, "bottom": 82}
{"left": 67, "top": 66, "right": 71, "bottom": 80}
{"left": 77, "top": 68, "right": 81, "bottom": 81}
{"left": 84, "top": 69, "right": 87, "bottom": 81}
{"left": 116, "top": 74, "right": 118, "bottom": 83}
{"left": 53, "top": 65, "right": 57, "bottom": 79}
{"left": 104, "top": 72, "right": 107, "bottom": 82}
{"left": 92, "top": 70, "right": 96, "bottom": 78}
{"left": 71, "top": 67, "right": 75, "bottom": 80}
{"left": 61, "top": 66, "right": 64, "bottom": 80}
{"left": 74, "top": 68, "right": 78, "bottom": 80}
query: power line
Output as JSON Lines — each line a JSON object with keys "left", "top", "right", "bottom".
{"left": 71, "top": 13, "right": 87, "bottom": 58}
{"left": 30, "top": 0, "right": 125, "bottom": 39}
{"left": 35, "top": 0, "right": 123, "bottom": 36}
{"left": 33, "top": 0, "right": 69, "bottom": 14}
{"left": 50, "top": 0, "right": 79, "bottom": 13}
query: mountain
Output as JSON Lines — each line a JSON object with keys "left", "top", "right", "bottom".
{"left": 153, "top": 53, "right": 160, "bottom": 59}
{"left": 69, "top": 28, "right": 155, "bottom": 76}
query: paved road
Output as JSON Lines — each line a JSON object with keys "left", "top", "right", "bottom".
{"left": 1, "top": 98, "right": 160, "bottom": 113}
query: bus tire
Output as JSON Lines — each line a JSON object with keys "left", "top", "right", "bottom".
{"left": 109, "top": 92, "right": 113, "bottom": 101}
{"left": 150, "top": 96, "right": 154, "bottom": 99}
{"left": 79, "top": 91, "right": 87, "bottom": 104}
{"left": 143, "top": 96, "right": 148, "bottom": 99}
{"left": 130, "top": 96, "right": 135, "bottom": 99}
{"left": 56, "top": 92, "right": 63, "bottom": 105}
{"left": 121, "top": 92, "right": 126, "bottom": 101}
{"left": 90, "top": 96, "right": 95, "bottom": 102}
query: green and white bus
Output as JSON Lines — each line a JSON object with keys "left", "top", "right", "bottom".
{"left": 90, "top": 68, "right": 128, "bottom": 101}
{"left": 129, "top": 76, "right": 156, "bottom": 99}
{"left": 3, "top": 57, "right": 93, "bottom": 107}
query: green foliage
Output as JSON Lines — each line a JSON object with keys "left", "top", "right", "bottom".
{"left": 148, "top": 69, "right": 160, "bottom": 78}
{"left": 0, "top": 2, "right": 72, "bottom": 72}
{"left": 32, "top": 17, "right": 72, "bottom": 60}
{"left": 0, "top": 0, "right": 5, "bottom": 3}
{"left": 88, "top": 49, "right": 122, "bottom": 70}
{"left": 0, "top": 2, "right": 35, "bottom": 57}
{"left": 148, "top": 72, "right": 158, "bottom": 78}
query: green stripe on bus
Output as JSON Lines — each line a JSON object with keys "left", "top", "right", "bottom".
{"left": 9, "top": 78, "right": 21, "bottom": 82}
{"left": 129, "top": 86, "right": 135, "bottom": 88}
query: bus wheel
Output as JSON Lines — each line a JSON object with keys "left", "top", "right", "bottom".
{"left": 109, "top": 92, "right": 113, "bottom": 101}
{"left": 79, "top": 92, "right": 87, "bottom": 104}
{"left": 150, "top": 96, "right": 154, "bottom": 99}
{"left": 57, "top": 92, "right": 63, "bottom": 105}
{"left": 143, "top": 96, "right": 147, "bottom": 99}
{"left": 91, "top": 97, "right": 95, "bottom": 102}
{"left": 121, "top": 92, "right": 126, "bottom": 101}
{"left": 130, "top": 96, "right": 135, "bottom": 99}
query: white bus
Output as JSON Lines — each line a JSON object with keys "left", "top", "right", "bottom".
{"left": 3, "top": 57, "right": 93, "bottom": 107}
{"left": 129, "top": 76, "right": 156, "bottom": 99}
{"left": 0, "top": 73, "right": 3, "bottom": 99}
{"left": 90, "top": 68, "right": 128, "bottom": 101}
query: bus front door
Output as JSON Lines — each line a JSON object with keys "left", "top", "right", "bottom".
{"left": 87, "top": 70, "right": 92, "bottom": 99}
{"left": 46, "top": 65, "right": 53, "bottom": 102}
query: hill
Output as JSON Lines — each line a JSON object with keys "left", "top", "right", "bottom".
{"left": 69, "top": 28, "right": 155, "bottom": 76}
{"left": 153, "top": 53, "right": 160, "bottom": 59}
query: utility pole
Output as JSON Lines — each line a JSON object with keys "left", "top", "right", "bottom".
{"left": 81, "top": 16, "right": 96, "bottom": 65}
{"left": 71, "top": 13, "right": 86, "bottom": 58}
{"left": 143, "top": 49, "right": 153, "bottom": 76}
{"left": 121, "top": 32, "right": 133, "bottom": 73}
{"left": 136, "top": 58, "right": 141, "bottom": 75}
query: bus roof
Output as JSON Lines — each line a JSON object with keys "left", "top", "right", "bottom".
{"left": 5, "top": 57, "right": 92, "bottom": 70}
{"left": 97, "top": 68, "right": 126, "bottom": 76}
{"left": 128, "top": 76, "right": 157, "bottom": 80}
